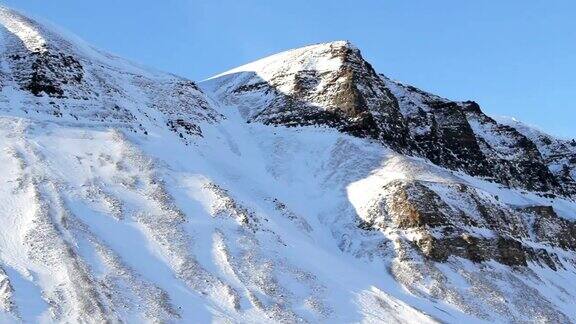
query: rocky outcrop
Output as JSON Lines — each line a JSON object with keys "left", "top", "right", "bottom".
{"left": 207, "top": 41, "right": 574, "bottom": 198}
{"left": 382, "top": 77, "right": 564, "bottom": 196}
{"left": 499, "top": 117, "right": 576, "bottom": 196}
{"left": 360, "top": 180, "right": 571, "bottom": 270}
{"left": 462, "top": 104, "right": 560, "bottom": 192}
{"left": 0, "top": 8, "right": 87, "bottom": 99}
{"left": 524, "top": 205, "right": 576, "bottom": 250}
{"left": 10, "top": 50, "right": 84, "bottom": 98}
{"left": 209, "top": 41, "right": 411, "bottom": 149}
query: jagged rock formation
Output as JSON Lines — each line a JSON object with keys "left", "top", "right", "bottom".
{"left": 207, "top": 41, "right": 573, "bottom": 198}
{"left": 0, "top": 5, "right": 575, "bottom": 323}
{"left": 498, "top": 116, "right": 576, "bottom": 196}
{"left": 207, "top": 41, "right": 411, "bottom": 149}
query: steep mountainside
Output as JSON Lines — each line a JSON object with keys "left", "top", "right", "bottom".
{"left": 0, "top": 6, "right": 575, "bottom": 323}
{"left": 0, "top": 7, "right": 219, "bottom": 140}
{"left": 205, "top": 41, "right": 573, "bottom": 197}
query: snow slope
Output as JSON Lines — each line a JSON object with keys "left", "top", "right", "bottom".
{"left": 0, "top": 6, "right": 575, "bottom": 323}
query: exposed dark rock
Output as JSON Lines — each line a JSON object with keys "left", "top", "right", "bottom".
{"left": 384, "top": 77, "right": 563, "bottom": 196}
{"left": 418, "top": 100, "right": 492, "bottom": 178}
{"left": 463, "top": 106, "right": 560, "bottom": 193}
{"left": 167, "top": 119, "right": 202, "bottom": 137}
{"left": 385, "top": 181, "right": 453, "bottom": 229}
{"left": 361, "top": 179, "right": 570, "bottom": 269}
{"left": 523, "top": 206, "right": 576, "bottom": 250}
{"left": 10, "top": 49, "right": 84, "bottom": 98}
{"left": 231, "top": 42, "right": 411, "bottom": 150}
{"left": 214, "top": 41, "right": 574, "bottom": 198}
{"left": 414, "top": 231, "right": 562, "bottom": 269}
{"left": 496, "top": 237, "right": 527, "bottom": 266}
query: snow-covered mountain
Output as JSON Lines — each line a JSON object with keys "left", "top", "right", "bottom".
{"left": 0, "top": 6, "right": 575, "bottom": 323}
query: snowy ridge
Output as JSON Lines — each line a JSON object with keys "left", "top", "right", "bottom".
{"left": 0, "top": 6, "right": 219, "bottom": 144}
{"left": 203, "top": 40, "right": 364, "bottom": 121}
{"left": 0, "top": 8, "right": 46, "bottom": 52}
{"left": 208, "top": 41, "right": 353, "bottom": 81}
{"left": 0, "top": 5, "right": 575, "bottom": 323}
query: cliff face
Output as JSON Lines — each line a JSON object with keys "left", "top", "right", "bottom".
{"left": 206, "top": 41, "right": 411, "bottom": 148}
{"left": 207, "top": 41, "right": 572, "bottom": 198}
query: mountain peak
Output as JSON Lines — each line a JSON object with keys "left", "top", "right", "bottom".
{"left": 204, "top": 41, "right": 575, "bottom": 199}
{"left": 208, "top": 40, "right": 363, "bottom": 81}
{"left": 203, "top": 39, "right": 407, "bottom": 143}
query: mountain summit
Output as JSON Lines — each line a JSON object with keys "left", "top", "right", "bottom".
{"left": 205, "top": 40, "right": 575, "bottom": 198}
{"left": 1, "top": 7, "right": 575, "bottom": 323}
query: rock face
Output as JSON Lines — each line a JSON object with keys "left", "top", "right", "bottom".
{"left": 1, "top": 6, "right": 576, "bottom": 323}
{"left": 525, "top": 205, "right": 576, "bottom": 251}
{"left": 208, "top": 41, "right": 573, "bottom": 198}
{"left": 362, "top": 180, "right": 570, "bottom": 270}
{"left": 387, "top": 80, "right": 562, "bottom": 194}
{"left": 208, "top": 41, "right": 410, "bottom": 147}
{"left": 498, "top": 116, "right": 576, "bottom": 196}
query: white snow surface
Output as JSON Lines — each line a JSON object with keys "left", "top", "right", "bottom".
{"left": 0, "top": 5, "right": 574, "bottom": 324}
{"left": 208, "top": 40, "right": 352, "bottom": 81}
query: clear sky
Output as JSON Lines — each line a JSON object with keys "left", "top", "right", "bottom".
{"left": 3, "top": 0, "right": 574, "bottom": 138}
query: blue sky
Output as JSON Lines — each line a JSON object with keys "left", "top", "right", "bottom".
{"left": 3, "top": 0, "right": 574, "bottom": 138}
